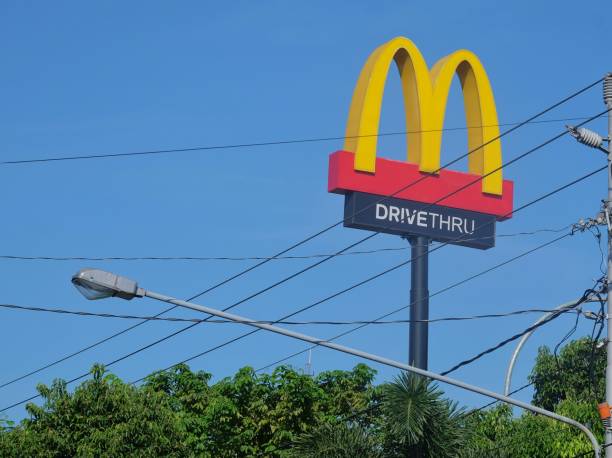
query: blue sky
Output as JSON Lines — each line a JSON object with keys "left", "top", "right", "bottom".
{"left": 1, "top": 0, "right": 610, "bottom": 420}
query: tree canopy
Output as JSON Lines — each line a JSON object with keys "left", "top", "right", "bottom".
{"left": 0, "top": 363, "right": 379, "bottom": 457}
{"left": 462, "top": 337, "right": 605, "bottom": 457}
{"left": 0, "top": 337, "right": 605, "bottom": 457}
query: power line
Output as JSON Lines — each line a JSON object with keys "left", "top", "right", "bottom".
{"left": 587, "top": 297, "right": 605, "bottom": 397}
{"left": 127, "top": 156, "right": 606, "bottom": 385}
{"left": 572, "top": 442, "right": 612, "bottom": 458}
{"left": 465, "top": 300, "right": 605, "bottom": 416}
{"left": 129, "top": 235, "right": 575, "bottom": 388}
{"left": 337, "top": 379, "right": 535, "bottom": 426}
{"left": 0, "top": 222, "right": 587, "bottom": 411}
{"left": 56, "top": 109, "right": 608, "bottom": 378}
{"left": 0, "top": 226, "right": 570, "bottom": 262}
{"left": 0, "top": 83, "right": 602, "bottom": 399}
{"left": 468, "top": 381, "right": 534, "bottom": 415}
{"left": 439, "top": 280, "right": 603, "bottom": 376}
{"left": 553, "top": 305, "right": 583, "bottom": 371}
{"left": 254, "top": 231, "right": 574, "bottom": 373}
{"left": 468, "top": 324, "right": 607, "bottom": 457}
{"left": 130, "top": 158, "right": 605, "bottom": 384}
{"left": 251, "top": 162, "right": 607, "bottom": 372}
{"left": 0, "top": 301, "right": 588, "bottom": 325}
{"left": 0, "top": 116, "right": 597, "bottom": 167}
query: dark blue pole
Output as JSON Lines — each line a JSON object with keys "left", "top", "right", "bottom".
{"left": 409, "top": 235, "right": 430, "bottom": 369}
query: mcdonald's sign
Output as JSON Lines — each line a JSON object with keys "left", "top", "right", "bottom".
{"left": 328, "top": 37, "right": 514, "bottom": 249}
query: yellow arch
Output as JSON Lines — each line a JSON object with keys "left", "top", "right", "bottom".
{"left": 344, "top": 37, "right": 503, "bottom": 195}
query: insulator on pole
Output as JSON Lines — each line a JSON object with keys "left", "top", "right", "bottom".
{"left": 604, "top": 73, "right": 612, "bottom": 105}
{"left": 567, "top": 125, "right": 605, "bottom": 149}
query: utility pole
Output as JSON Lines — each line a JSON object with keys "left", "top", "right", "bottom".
{"left": 568, "top": 73, "right": 612, "bottom": 457}
{"left": 408, "top": 236, "right": 430, "bottom": 369}
{"left": 605, "top": 73, "right": 612, "bottom": 458}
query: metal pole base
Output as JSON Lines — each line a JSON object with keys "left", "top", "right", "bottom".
{"left": 407, "top": 235, "right": 430, "bottom": 370}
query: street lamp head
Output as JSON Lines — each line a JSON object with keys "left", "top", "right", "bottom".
{"left": 72, "top": 268, "right": 144, "bottom": 301}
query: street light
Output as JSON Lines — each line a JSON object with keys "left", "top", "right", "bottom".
{"left": 71, "top": 268, "right": 144, "bottom": 300}
{"left": 70, "top": 267, "right": 601, "bottom": 456}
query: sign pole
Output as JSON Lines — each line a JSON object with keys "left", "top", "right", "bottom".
{"left": 408, "top": 235, "right": 430, "bottom": 369}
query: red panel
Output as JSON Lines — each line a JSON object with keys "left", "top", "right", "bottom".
{"left": 328, "top": 150, "right": 513, "bottom": 220}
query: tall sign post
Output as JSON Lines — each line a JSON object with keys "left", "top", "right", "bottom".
{"left": 328, "top": 37, "right": 514, "bottom": 369}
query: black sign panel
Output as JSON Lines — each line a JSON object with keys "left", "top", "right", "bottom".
{"left": 344, "top": 192, "right": 496, "bottom": 249}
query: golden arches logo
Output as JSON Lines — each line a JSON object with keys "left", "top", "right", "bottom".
{"left": 344, "top": 36, "right": 502, "bottom": 195}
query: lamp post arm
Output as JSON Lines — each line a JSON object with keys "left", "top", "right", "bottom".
{"left": 142, "top": 289, "right": 601, "bottom": 457}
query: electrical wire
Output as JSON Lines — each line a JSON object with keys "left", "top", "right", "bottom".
{"left": 0, "top": 225, "right": 571, "bottom": 262}
{"left": 475, "top": 326, "right": 608, "bottom": 457}
{"left": 255, "top": 222, "right": 601, "bottom": 373}
{"left": 334, "top": 378, "right": 533, "bottom": 433}
{"left": 588, "top": 225, "right": 606, "bottom": 275}
{"left": 127, "top": 157, "right": 609, "bottom": 387}
{"left": 251, "top": 160, "right": 607, "bottom": 372}
{"left": 0, "top": 302, "right": 587, "bottom": 325}
{"left": 0, "top": 86, "right": 605, "bottom": 403}
{"left": 467, "top": 293, "right": 606, "bottom": 455}
{"left": 0, "top": 225, "right": 571, "bottom": 389}
{"left": 254, "top": 231, "right": 574, "bottom": 373}
{"left": 0, "top": 116, "right": 598, "bottom": 166}
{"left": 439, "top": 280, "right": 602, "bottom": 376}
{"left": 48, "top": 110, "right": 610, "bottom": 377}
{"left": 467, "top": 381, "right": 534, "bottom": 415}
{"left": 587, "top": 294, "right": 606, "bottom": 397}
{"left": 553, "top": 308, "right": 583, "bottom": 372}
{"left": 0, "top": 226, "right": 586, "bottom": 411}
{"left": 430, "top": 282, "right": 604, "bottom": 457}
{"left": 571, "top": 441, "right": 612, "bottom": 458}
{"left": 0, "top": 247, "right": 409, "bottom": 262}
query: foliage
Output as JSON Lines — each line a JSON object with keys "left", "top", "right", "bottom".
{"left": 530, "top": 336, "right": 605, "bottom": 411}
{"left": 143, "top": 362, "right": 378, "bottom": 456}
{"left": 1, "top": 337, "right": 604, "bottom": 457}
{"left": 461, "top": 404, "right": 515, "bottom": 458}
{"left": 289, "top": 423, "right": 383, "bottom": 458}
{"left": 0, "top": 364, "right": 185, "bottom": 457}
{"left": 462, "top": 399, "right": 601, "bottom": 458}
{"left": 377, "top": 373, "right": 470, "bottom": 457}
{"left": 288, "top": 372, "right": 472, "bottom": 457}
{"left": 0, "top": 363, "right": 378, "bottom": 457}
{"left": 462, "top": 337, "right": 606, "bottom": 457}
{"left": 0, "top": 415, "right": 14, "bottom": 431}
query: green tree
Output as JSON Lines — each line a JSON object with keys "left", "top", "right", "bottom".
{"left": 289, "top": 373, "right": 471, "bottom": 457}
{"left": 289, "top": 423, "right": 383, "bottom": 458}
{"left": 0, "top": 364, "right": 378, "bottom": 457}
{"left": 462, "top": 337, "right": 606, "bottom": 457}
{"left": 0, "top": 415, "right": 14, "bottom": 431}
{"left": 1, "top": 362, "right": 379, "bottom": 457}
{"left": 377, "top": 373, "right": 470, "bottom": 457}
{"left": 143, "top": 363, "right": 378, "bottom": 456}
{"left": 0, "top": 364, "right": 185, "bottom": 457}
{"left": 463, "top": 399, "right": 601, "bottom": 458}
{"left": 530, "top": 336, "right": 605, "bottom": 411}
